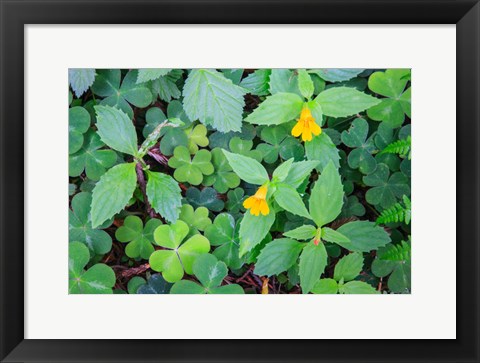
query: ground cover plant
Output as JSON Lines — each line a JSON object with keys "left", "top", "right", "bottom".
{"left": 68, "top": 68, "right": 411, "bottom": 294}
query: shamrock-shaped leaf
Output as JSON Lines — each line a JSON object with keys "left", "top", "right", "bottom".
{"left": 203, "top": 148, "right": 241, "bottom": 193}
{"left": 91, "top": 69, "right": 153, "bottom": 118}
{"left": 69, "top": 242, "right": 116, "bottom": 294}
{"left": 69, "top": 192, "right": 112, "bottom": 255}
{"left": 339, "top": 195, "right": 366, "bottom": 218}
{"left": 178, "top": 204, "right": 212, "bottom": 234}
{"left": 341, "top": 118, "right": 377, "bottom": 174}
{"left": 256, "top": 124, "right": 304, "bottom": 164}
{"left": 209, "top": 124, "right": 256, "bottom": 150}
{"left": 170, "top": 254, "right": 244, "bottom": 294}
{"left": 69, "top": 129, "right": 117, "bottom": 181}
{"left": 367, "top": 69, "right": 411, "bottom": 128}
{"left": 204, "top": 213, "right": 244, "bottom": 269}
{"left": 69, "top": 106, "right": 91, "bottom": 154}
{"left": 168, "top": 146, "right": 214, "bottom": 185}
{"left": 225, "top": 188, "right": 246, "bottom": 216}
{"left": 371, "top": 241, "right": 411, "bottom": 293}
{"left": 363, "top": 163, "right": 410, "bottom": 209}
{"left": 69, "top": 69, "right": 96, "bottom": 97}
{"left": 127, "top": 276, "right": 146, "bottom": 294}
{"left": 185, "top": 187, "right": 225, "bottom": 212}
{"left": 115, "top": 216, "right": 162, "bottom": 259}
{"left": 185, "top": 124, "right": 209, "bottom": 154}
{"left": 229, "top": 137, "right": 263, "bottom": 162}
{"left": 137, "top": 273, "right": 172, "bottom": 294}
{"left": 149, "top": 220, "right": 210, "bottom": 282}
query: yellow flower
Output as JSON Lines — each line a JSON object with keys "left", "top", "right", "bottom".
{"left": 243, "top": 186, "right": 269, "bottom": 216}
{"left": 291, "top": 106, "right": 322, "bottom": 142}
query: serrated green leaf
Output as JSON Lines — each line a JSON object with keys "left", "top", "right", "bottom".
{"left": 245, "top": 93, "right": 304, "bottom": 125}
{"left": 340, "top": 281, "right": 378, "bottom": 294}
{"left": 272, "top": 158, "right": 294, "bottom": 182}
{"left": 254, "top": 238, "right": 305, "bottom": 277}
{"left": 283, "top": 225, "right": 317, "bottom": 240}
{"left": 310, "top": 69, "right": 364, "bottom": 83}
{"left": 311, "top": 278, "right": 338, "bottom": 294}
{"left": 183, "top": 69, "right": 246, "bottom": 133}
{"left": 282, "top": 160, "right": 319, "bottom": 189}
{"left": 91, "top": 163, "right": 137, "bottom": 228}
{"left": 269, "top": 69, "right": 301, "bottom": 96}
{"left": 69, "top": 69, "right": 96, "bottom": 97}
{"left": 239, "top": 211, "right": 276, "bottom": 257}
{"left": 146, "top": 171, "right": 182, "bottom": 223}
{"left": 336, "top": 221, "right": 391, "bottom": 252}
{"left": 274, "top": 184, "right": 311, "bottom": 219}
{"left": 94, "top": 105, "right": 138, "bottom": 156}
{"left": 297, "top": 69, "right": 314, "bottom": 99}
{"left": 333, "top": 253, "right": 363, "bottom": 282}
{"left": 137, "top": 68, "right": 172, "bottom": 83}
{"left": 305, "top": 132, "right": 340, "bottom": 171}
{"left": 240, "top": 69, "right": 271, "bottom": 96}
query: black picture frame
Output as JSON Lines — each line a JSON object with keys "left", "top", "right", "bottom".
{"left": 1, "top": 0, "right": 479, "bottom": 362}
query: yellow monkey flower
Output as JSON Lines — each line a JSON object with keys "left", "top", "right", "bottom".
{"left": 291, "top": 106, "right": 322, "bottom": 142}
{"left": 243, "top": 185, "right": 269, "bottom": 216}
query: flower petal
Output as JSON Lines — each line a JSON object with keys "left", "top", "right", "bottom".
{"left": 259, "top": 201, "right": 270, "bottom": 216}
{"left": 243, "top": 196, "right": 256, "bottom": 209}
{"left": 291, "top": 120, "right": 304, "bottom": 137}
{"left": 310, "top": 120, "right": 321, "bottom": 136}
{"left": 302, "top": 128, "right": 313, "bottom": 142}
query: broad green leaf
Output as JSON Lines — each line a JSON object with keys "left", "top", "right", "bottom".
{"left": 272, "top": 158, "right": 294, "bottom": 182}
{"left": 95, "top": 105, "right": 138, "bottom": 156}
{"left": 333, "top": 253, "right": 363, "bottom": 282}
{"left": 283, "top": 160, "right": 319, "bottom": 189}
{"left": 69, "top": 192, "right": 112, "bottom": 254}
{"left": 316, "top": 87, "right": 380, "bottom": 118}
{"left": 146, "top": 171, "right": 182, "bottom": 223}
{"left": 274, "top": 184, "right": 311, "bottom": 219}
{"left": 69, "top": 68, "right": 96, "bottom": 97}
{"left": 183, "top": 69, "right": 246, "bottom": 133}
{"left": 69, "top": 129, "right": 117, "bottom": 181}
{"left": 222, "top": 150, "right": 269, "bottom": 185}
{"left": 239, "top": 210, "right": 276, "bottom": 257}
{"left": 340, "top": 281, "right": 378, "bottom": 294}
{"left": 310, "top": 69, "right": 364, "bottom": 83}
{"left": 283, "top": 225, "right": 317, "bottom": 240}
{"left": 309, "top": 161, "right": 344, "bottom": 227}
{"left": 245, "top": 93, "right": 304, "bottom": 125}
{"left": 336, "top": 221, "right": 391, "bottom": 252}
{"left": 137, "top": 68, "right": 172, "bottom": 83}
{"left": 321, "top": 227, "right": 350, "bottom": 245}
{"left": 299, "top": 242, "right": 328, "bottom": 294}
{"left": 269, "top": 69, "right": 301, "bottom": 96}
{"left": 69, "top": 106, "right": 90, "bottom": 154}
{"left": 151, "top": 70, "right": 183, "bottom": 102}
{"left": 137, "top": 274, "right": 172, "bottom": 294}
{"left": 254, "top": 238, "right": 305, "bottom": 277}
{"left": 297, "top": 69, "right": 314, "bottom": 99}
{"left": 91, "top": 163, "right": 137, "bottom": 228}
{"left": 221, "top": 69, "right": 244, "bottom": 84}
{"left": 305, "top": 132, "right": 340, "bottom": 171}
{"left": 311, "top": 278, "right": 338, "bottom": 294}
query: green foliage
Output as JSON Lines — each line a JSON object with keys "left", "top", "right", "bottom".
{"left": 376, "top": 195, "right": 411, "bottom": 225}
{"left": 69, "top": 68, "right": 411, "bottom": 294}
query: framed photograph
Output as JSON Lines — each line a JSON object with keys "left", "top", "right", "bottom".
{"left": 1, "top": 0, "right": 479, "bottom": 362}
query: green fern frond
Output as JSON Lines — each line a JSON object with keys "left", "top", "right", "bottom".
{"left": 376, "top": 195, "right": 411, "bottom": 225}
{"left": 380, "top": 135, "right": 411, "bottom": 159}
{"left": 379, "top": 240, "right": 411, "bottom": 262}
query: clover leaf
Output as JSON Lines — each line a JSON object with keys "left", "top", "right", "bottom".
{"left": 256, "top": 124, "right": 304, "bottom": 164}
{"left": 204, "top": 213, "right": 244, "bottom": 269}
{"left": 170, "top": 254, "right": 244, "bottom": 294}
{"left": 115, "top": 216, "right": 162, "bottom": 259}
{"left": 367, "top": 69, "right": 411, "bottom": 128}
{"left": 371, "top": 241, "right": 411, "bottom": 293}
{"left": 225, "top": 188, "right": 246, "bottom": 217}
{"left": 69, "top": 242, "right": 116, "bottom": 294}
{"left": 341, "top": 118, "right": 377, "bottom": 174}
{"left": 185, "top": 124, "right": 209, "bottom": 154}
{"left": 339, "top": 195, "right": 366, "bottom": 218}
{"left": 69, "top": 129, "right": 117, "bottom": 181}
{"left": 178, "top": 204, "right": 212, "bottom": 235}
{"left": 363, "top": 163, "right": 410, "bottom": 209}
{"left": 185, "top": 186, "right": 225, "bottom": 212}
{"left": 91, "top": 69, "right": 153, "bottom": 118}
{"left": 137, "top": 273, "right": 173, "bottom": 294}
{"left": 202, "top": 148, "right": 241, "bottom": 193}
{"left": 229, "top": 137, "right": 263, "bottom": 162}
{"left": 149, "top": 220, "right": 210, "bottom": 282}
{"left": 69, "top": 192, "right": 113, "bottom": 255}
{"left": 209, "top": 123, "right": 256, "bottom": 150}
{"left": 69, "top": 106, "right": 91, "bottom": 154}
{"left": 168, "top": 146, "right": 214, "bottom": 185}
{"left": 127, "top": 276, "right": 146, "bottom": 294}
